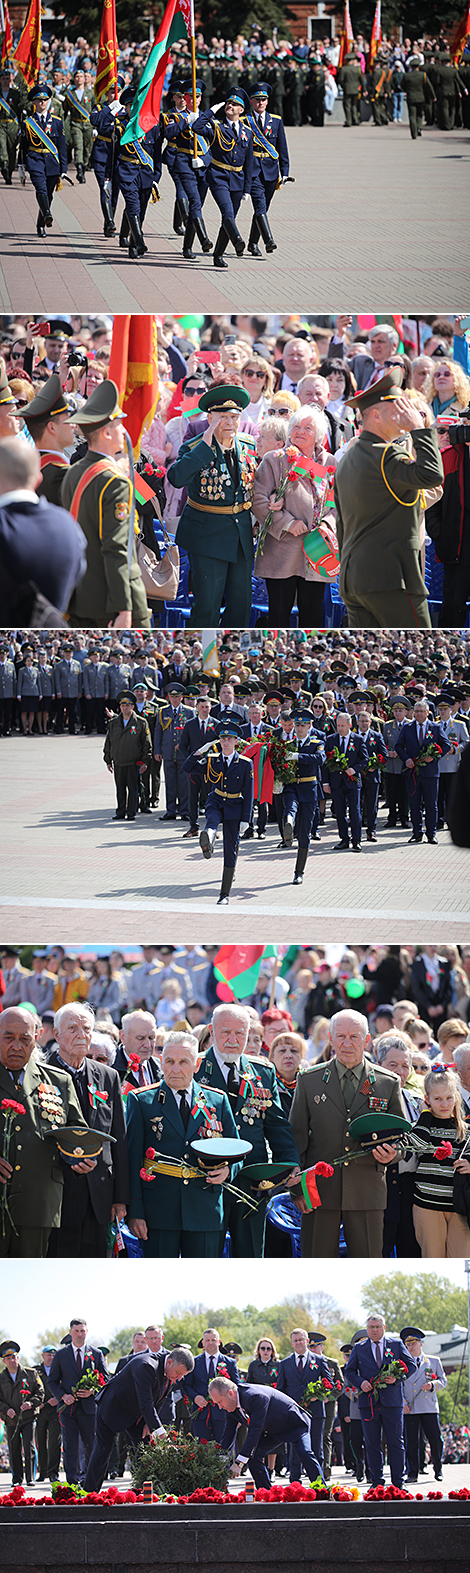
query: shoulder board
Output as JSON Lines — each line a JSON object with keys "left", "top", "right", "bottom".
{"left": 186, "top": 434, "right": 206, "bottom": 449}
{"left": 238, "top": 433, "right": 256, "bottom": 449}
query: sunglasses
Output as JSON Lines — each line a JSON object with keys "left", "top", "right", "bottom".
{"left": 10, "top": 351, "right": 24, "bottom": 360}
{"left": 267, "top": 406, "right": 290, "bottom": 416}
{"left": 244, "top": 368, "right": 265, "bottom": 379}
{"left": 259, "top": 1345, "right": 273, "bottom": 1351}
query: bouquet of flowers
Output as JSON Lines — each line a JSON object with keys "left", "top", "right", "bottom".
{"left": 267, "top": 735, "right": 298, "bottom": 792}
{"left": 410, "top": 737, "right": 443, "bottom": 773}
{"left": 361, "top": 750, "right": 387, "bottom": 775}
{"left": 1, "top": 1097, "right": 25, "bottom": 1238}
{"left": 131, "top": 1430, "right": 231, "bottom": 1498}
{"left": 58, "top": 1365, "right": 106, "bottom": 1419}
{"left": 255, "top": 447, "right": 333, "bottom": 556}
{"left": 325, "top": 747, "right": 356, "bottom": 779}
{"left": 302, "top": 1376, "right": 338, "bottom": 1405}
{"left": 9, "top": 1376, "right": 33, "bottom": 1440}
{"left": 368, "top": 1354, "right": 409, "bottom": 1407}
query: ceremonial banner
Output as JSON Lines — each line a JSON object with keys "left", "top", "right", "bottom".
{"left": 108, "top": 315, "right": 159, "bottom": 458}
{"left": 120, "top": 0, "right": 190, "bottom": 145}
{"left": 451, "top": 1, "right": 470, "bottom": 60}
{"left": 0, "top": 0, "right": 12, "bottom": 66}
{"left": 214, "top": 945, "right": 278, "bottom": 1001}
{"left": 369, "top": 0, "right": 381, "bottom": 67}
{"left": 13, "top": 0, "right": 41, "bottom": 87}
{"left": 94, "top": 0, "right": 118, "bottom": 103}
{"left": 202, "top": 631, "right": 220, "bottom": 676}
{"left": 337, "top": 1, "right": 354, "bottom": 71}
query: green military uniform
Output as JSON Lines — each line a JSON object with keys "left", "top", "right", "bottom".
{"left": 283, "top": 61, "right": 303, "bottom": 125}
{"left": 265, "top": 60, "right": 284, "bottom": 116}
{"left": 334, "top": 367, "right": 444, "bottom": 628}
{"left": 131, "top": 683, "right": 160, "bottom": 811}
{"left": 126, "top": 1075, "right": 240, "bottom": 1256}
{"left": 370, "top": 58, "right": 392, "bottom": 125}
{"left": 306, "top": 60, "right": 327, "bottom": 126}
{"left": 196, "top": 54, "right": 213, "bottom": 100}
{"left": 23, "top": 373, "right": 74, "bottom": 507}
{"left": 394, "top": 62, "right": 436, "bottom": 138}
{"left": 198, "top": 1046, "right": 300, "bottom": 1256}
{"left": 435, "top": 54, "right": 467, "bottom": 130}
{"left": 0, "top": 75, "right": 19, "bottom": 184}
{"left": 0, "top": 1359, "right": 44, "bottom": 1483}
{"left": 65, "top": 82, "right": 94, "bottom": 172}
{"left": 60, "top": 378, "right": 150, "bottom": 628}
{"left": 167, "top": 383, "right": 256, "bottom": 627}
{"left": 338, "top": 54, "right": 362, "bottom": 126}
{"left": 103, "top": 699, "right": 153, "bottom": 820}
{"left": 0, "top": 1057, "right": 86, "bottom": 1257}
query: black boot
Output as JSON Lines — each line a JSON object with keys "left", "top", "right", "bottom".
{"left": 0, "top": 161, "right": 8, "bottom": 184}
{"left": 119, "top": 214, "right": 130, "bottom": 248}
{"left": 247, "top": 216, "right": 262, "bottom": 257}
{"left": 76, "top": 162, "right": 85, "bottom": 183}
{"left": 199, "top": 827, "right": 216, "bottom": 858}
{"left": 257, "top": 211, "right": 277, "bottom": 252}
{"left": 183, "top": 220, "right": 196, "bottom": 259}
{"left": 128, "top": 212, "right": 146, "bottom": 258}
{"left": 36, "top": 211, "right": 46, "bottom": 236}
{"left": 217, "top": 866, "right": 235, "bottom": 905}
{"left": 101, "top": 190, "right": 116, "bottom": 237}
{"left": 194, "top": 214, "right": 212, "bottom": 252}
{"left": 224, "top": 215, "right": 245, "bottom": 255}
{"left": 293, "top": 846, "right": 308, "bottom": 885}
{"left": 173, "top": 196, "right": 189, "bottom": 234}
{"left": 213, "top": 224, "right": 229, "bottom": 268}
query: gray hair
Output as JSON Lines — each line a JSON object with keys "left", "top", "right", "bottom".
{"left": 209, "top": 1375, "right": 238, "bottom": 1397}
{"left": 452, "top": 1043, "right": 470, "bottom": 1071}
{"left": 287, "top": 403, "right": 328, "bottom": 446}
{"left": 212, "top": 1003, "right": 250, "bottom": 1029}
{"left": 54, "top": 1002, "right": 94, "bottom": 1032}
{"left": 162, "top": 1031, "right": 199, "bottom": 1056}
{"left": 168, "top": 1346, "right": 194, "bottom": 1372}
{"left": 259, "top": 415, "right": 288, "bottom": 445}
{"left": 297, "top": 372, "right": 329, "bottom": 398}
{"left": 369, "top": 324, "right": 399, "bottom": 351}
{"left": 374, "top": 1032, "right": 412, "bottom": 1066}
{"left": 366, "top": 1310, "right": 386, "bottom": 1325}
{"left": 90, "top": 1031, "right": 116, "bottom": 1065}
{"left": 121, "top": 1011, "right": 157, "bottom": 1038}
{"left": 329, "top": 1009, "right": 369, "bottom": 1037}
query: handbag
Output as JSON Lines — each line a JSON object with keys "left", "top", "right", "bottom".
{"left": 302, "top": 519, "right": 340, "bottom": 580}
{"left": 136, "top": 524, "right": 180, "bottom": 603}
{"left": 452, "top": 1136, "right": 470, "bottom": 1225}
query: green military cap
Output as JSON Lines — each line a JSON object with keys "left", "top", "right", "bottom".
{"left": 23, "top": 372, "right": 74, "bottom": 425}
{"left": 198, "top": 383, "right": 250, "bottom": 413}
{"left": 239, "top": 1161, "right": 298, "bottom": 1190}
{"left": 438, "top": 51, "right": 450, "bottom": 60}
{"left": 116, "top": 689, "right": 135, "bottom": 703}
{"left": 76, "top": 379, "right": 126, "bottom": 428}
{"left": 0, "top": 363, "right": 16, "bottom": 406}
{"left": 222, "top": 1341, "right": 243, "bottom": 1356}
{"left": 54, "top": 1125, "right": 117, "bottom": 1164}
{"left": 186, "top": 684, "right": 202, "bottom": 696}
{"left": 349, "top": 1112, "right": 412, "bottom": 1148}
{"left": 0, "top": 1340, "right": 20, "bottom": 1358}
{"left": 391, "top": 693, "right": 412, "bottom": 710}
{"left": 45, "top": 319, "right": 74, "bottom": 340}
{"left": 345, "top": 366, "right": 403, "bottom": 414}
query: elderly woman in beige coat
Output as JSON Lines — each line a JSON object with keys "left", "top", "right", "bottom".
{"left": 252, "top": 404, "right": 332, "bottom": 627}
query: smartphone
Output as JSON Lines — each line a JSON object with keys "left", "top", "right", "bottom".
{"left": 196, "top": 350, "right": 220, "bottom": 366}
{"left": 459, "top": 315, "right": 470, "bottom": 333}
{"left": 31, "top": 321, "right": 51, "bottom": 336}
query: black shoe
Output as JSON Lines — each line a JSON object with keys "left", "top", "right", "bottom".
{"left": 334, "top": 840, "right": 350, "bottom": 850}
{"left": 159, "top": 812, "right": 177, "bottom": 821}
{"left": 37, "top": 221, "right": 46, "bottom": 236}
{"left": 199, "top": 829, "right": 213, "bottom": 859}
{"left": 242, "top": 826, "right": 254, "bottom": 839}
{"left": 183, "top": 826, "right": 199, "bottom": 838}
{"left": 427, "top": 835, "right": 438, "bottom": 844}
{"left": 352, "top": 843, "right": 362, "bottom": 852}
{"left": 217, "top": 893, "right": 229, "bottom": 905}
{"left": 140, "top": 806, "right": 152, "bottom": 814}
{"left": 213, "top": 253, "right": 228, "bottom": 268}
{"left": 45, "top": 210, "right": 53, "bottom": 227}
{"left": 104, "top": 221, "right": 116, "bottom": 237}
{"left": 126, "top": 814, "right": 135, "bottom": 820}
{"left": 386, "top": 818, "right": 397, "bottom": 828}
{"left": 248, "top": 242, "right": 263, "bottom": 257}
{"left": 434, "top": 1473, "right": 443, "bottom": 1481}
{"left": 408, "top": 833, "right": 423, "bottom": 843}
{"left": 112, "top": 813, "right": 126, "bottom": 820}
{"left": 406, "top": 1476, "right": 418, "bottom": 1483}
{"left": 283, "top": 819, "right": 294, "bottom": 848}
{"left": 293, "top": 872, "right": 303, "bottom": 885}
{"left": 276, "top": 840, "right": 288, "bottom": 849}
{"left": 367, "top": 831, "right": 377, "bottom": 842}
{"left": 257, "top": 830, "right": 266, "bottom": 839}
{"left": 179, "top": 813, "right": 190, "bottom": 822}
{"left": 312, "top": 831, "right": 321, "bottom": 841}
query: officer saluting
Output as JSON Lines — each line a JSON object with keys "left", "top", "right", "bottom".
{"left": 185, "top": 719, "right": 254, "bottom": 906}
{"left": 242, "top": 81, "right": 289, "bottom": 258}
{"left": 20, "top": 84, "right": 67, "bottom": 238}
{"left": 23, "top": 373, "right": 74, "bottom": 507}
{"left": 167, "top": 382, "right": 256, "bottom": 627}
{"left": 191, "top": 89, "right": 254, "bottom": 268}
{"left": 60, "top": 380, "right": 150, "bottom": 629}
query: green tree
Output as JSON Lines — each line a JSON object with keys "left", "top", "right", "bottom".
{"left": 32, "top": 1326, "right": 70, "bottom": 1363}
{"left": 361, "top": 1272, "right": 467, "bottom": 1334}
{"left": 198, "top": 0, "right": 293, "bottom": 43}
{"left": 108, "top": 1325, "right": 143, "bottom": 1362}
{"left": 437, "top": 1368, "right": 469, "bottom": 1428}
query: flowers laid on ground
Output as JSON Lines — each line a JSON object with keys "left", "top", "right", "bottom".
{"left": 1, "top": 1097, "right": 25, "bottom": 1237}
{"left": 1, "top": 1480, "right": 469, "bottom": 1508}
{"left": 131, "top": 1431, "right": 231, "bottom": 1497}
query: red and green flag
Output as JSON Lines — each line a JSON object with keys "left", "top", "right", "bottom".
{"left": 120, "top": 0, "right": 191, "bottom": 146}
{"left": 213, "top": 945, "right": 278, "bottom": 1001}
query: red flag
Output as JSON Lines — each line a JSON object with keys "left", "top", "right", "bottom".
{"left": 1, "top": 1, "right": 13, "bottom": 66}
{"left": 120, "top": 0, "right": 190, "bottom": 144}
{"left": 108, "top": 315, "right": 159, "bottom": 458}
{"left": 214, "top": 946, "right": 278, "bottom": 1000}
{"left": 94, "top": 0, "right": 118, "bottom": 103}
{"left": 13, "top": 0, "right": 41, "bottom": 88}
{"left": 451, "top": 2, "right": 470, "bottom": 61}
{"left": 337, "top": 1, "right": 354, "bottom": 71}
{"left": 369, "top": 0, "right": 382, "bottom": 67}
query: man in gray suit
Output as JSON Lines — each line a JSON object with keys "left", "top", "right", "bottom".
{"left": 401, "top": 1326, "right": 447, "bottom": 1482}
{"left": 54, "top": 644, "right": 83, "bottom": 734}
{"left": 435, "top": 693, "right": 469, "bottom": 828}
{"left": 289, "top": 1009, "right": 406, "bottom": 1257}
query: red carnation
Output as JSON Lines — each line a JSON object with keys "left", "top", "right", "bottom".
{"left": 434, "top": 1141, "right": 453, "bottom": 1159}
{"left": 146, "top": 1147, "right": 156, "bottom": 1159}
{"left": 1, "top": 1098, "right": 25, "bottom": 1115}
{"left": 144, "top": 462, "right": 153, "bottom": 473}
{"left": 314, "top": 1161, "right": 334, "bottom": 1178}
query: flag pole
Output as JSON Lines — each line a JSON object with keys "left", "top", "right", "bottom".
{"left": 190, "top": 0, "right": 197, "bottom": 158}
{"left": 269, "top": 955, "right": 280, "bottom": 1009}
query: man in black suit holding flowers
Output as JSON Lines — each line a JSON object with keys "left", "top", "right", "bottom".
{"left": 395, "top": 698, "right": 451, "bottom": 844}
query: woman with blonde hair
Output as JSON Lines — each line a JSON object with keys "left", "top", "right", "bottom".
{"left": 247, "top": 1336, "right": 282, "bottom": 1474}
{"left": 240, "top": 352, "right": 275, "bottom": 433}
{"left": 253, "top": 403, "right": 332, "bottom": 626}
{"left": 429, "top": 359, "right": 470, "bottom": 421}
{"left": 268, "top": 1030, "right": 307, "bottom": 1115}
{"left": 411, "top": 1067, "right": 470, "bottom": 1257}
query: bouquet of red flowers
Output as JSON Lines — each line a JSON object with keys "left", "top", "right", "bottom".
{"left": 267, "top": 735, "right": 298, "bottom": 789}
{"left": 410, "top": 736, "right": 443, "bottom": 773}
{"left": 58, "top": 1365, "right": 106, "bottom": 1419}
{"left": 1, "top": 1097, "right": 26, "bottom": 1239}
{"left": 370, "top": 1354, "right": 409, "bottom": 1398}
{"left": 302, "top": 1377, "right": 335, "bottom": 1405}
{"left": 326, "top": 747, "right": 356, "bottom": 779}
{"left": 361, "top": 751, "right": 387, "bottom": 775}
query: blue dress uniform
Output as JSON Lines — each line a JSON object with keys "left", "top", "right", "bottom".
{"left": 182, "top": 1351, "right": 240, "bottom": 1442}
{"left": 83, "top": 658, "right": 109, "bottom": 734}
{"left": 282, "top": 720, "right": 325, "bottom": 884}
{"left": 343, "top": 1336, "right": 417, "bottom": 1488}
{"left": 20, "top": 87, "right": 67, "bottom": 236}
{"left": 126, "top": 1075, "right": 239, "bottom": 1256}
{"left": 153, "top": 688, "right": 191, "bottom": 819}
{"left": 323, "top": 729, "right": 369, "bottom": 850}
{"left": 177, "top": 711, "right": 220, "bottom": 829}
{"left": 191, "top": 94, "right": 254, "bottom": 267}
{"left": 90, "top": 100, "right": 123, "bottom": 235}
{"left": 160, "top": 82, "right": 213, "bottom": 258}
{"left": 242, "top": 81, "right": 289, "bottom": 256}
{"left": 185, "top": 731, "right": 254, "bottom": 906}
{"left": 277, "top": 1349, "right": 331, "bottom": 1477}
{"left": 395, "top": 717, "right": 451, "bottom": 842}
{"left": 117, "top": 88, "right": 161, "bottom": 258}
{"left": 167, "top": 395, "right": 256, "bottom": 627}
{"left": 198, "top": 1045, "right": 300, "bottom": 1255}
{"left": 357, "top": 725, "right": 389, "bottom": 839}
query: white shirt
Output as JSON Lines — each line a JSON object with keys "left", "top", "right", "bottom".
{"left": 371, "top": 1337, "right": 385, "bottom": 1364}
{"left": 0, "top": 489, "right": 40, "bottom": 508}
{"left": 213, "top": 1044, "right": 239, "bottom": 1083}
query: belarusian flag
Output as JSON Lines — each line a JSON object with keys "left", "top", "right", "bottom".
{"left": 203, "top": 631, "right": 220, "bottom": 676}
{"left": 120, "top": 0, "right": 191, "bottom": 146}
{"left": 214, "top": 945, "right": 278, "bottom": 1001}
{"left": 369, "top": 0, "right": 381, "bottom": 67}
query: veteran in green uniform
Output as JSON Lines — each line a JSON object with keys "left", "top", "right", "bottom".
{"left": 394, "top": 57, "right": 436, "bottom": 138}
{"left": 103, "top": 689, "right": 153, "bottom": 821}
{"left": 0, "top": 1006, "right": 88, "bottom": 1258}
{"left": 167, "top": 383, "right": 256, "bottom": 627}
{"left": 61, "top": 379, "right": 150, "bottom": 629}
{"left": 434, "top": 52, "right": 468, "bottom": 130}
{"left": 334, "top": 367, "right": 444, "bottom": 628}
{"left": 65, "top": 69, "right": 94, "bottom": 179}
{"left": 199, "top": 1003, "right": 301, "bottom": 1257}
{"left": 0, "top": 67, "right": 19, "bottom": 185}
{"left": 0, "top": 1341, "right": 44, "bottom": 1485}
{"left": 23, "top": 373, "right": 74, "bottom": 506}
{"left": 337, "top": 52, "right": 363, "bottom": 126}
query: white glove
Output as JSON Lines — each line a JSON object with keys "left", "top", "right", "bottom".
{"left": 281, "top": 175, "right": 289, "bottom": 184}
{"left": 239, "top": 822, "right": 249, "bottom": 836}
{"left": 241, "top": 192, "right": 250, "bottom": 202}
{"left": 192, "top": 155, "right": 204, "bottom": 167}
{"left": 186, "top": 109, "right": 198, "bottom": 123}
{"left": 211, "top": 101, "right": 225, "bottom": 112}
{"left": 18, "top": 163, "right": 26, "bottom": 186}
{"left": 109, "top": 100, "right": 121, "bottom": 117}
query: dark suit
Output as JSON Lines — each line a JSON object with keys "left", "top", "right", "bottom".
{"left": 45, "top": 1051, "right": 129, "bottom": 1257}
{"left": 395, "top": 720, "right": 451, "bottom": 839}
{"left": 182, "top": 1352, "right": 239, "bottom": 1442}
{"left": 85, "top": 1351, "right": 169, "bottom": 1491}
{"left": 0, "top": 497, "right": 86, "bottom": 622}
{"left": 409, "top": 953, "right": 453, "bottom": 1025}
{"left": 113, "top": 1045, "right": 162, "bottom": 1089}
{"left": 277, "top": 1351, "right": 331, "bottom": 1476}
{"left": 344, "top": 1337, "right": 416, "bottom": 1487}
{"left": 323, "top": 730, "right": 369, "bottom": 846}
{"left": 220, "top": 1381, "right": 324, "bottom": 1487}
{"left": 35, "top": 1361, "right": 61, "bottom": 1479}
{"left": 48, "top": 1342, "right": 109, "bottom": 1484}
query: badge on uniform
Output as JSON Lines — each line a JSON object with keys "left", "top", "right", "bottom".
{"left": 369, "top": 1096, "right": 388, "bottom": 1114}
{"left": 37, "top": 1082, "right": 66, "bottom": 1128}
{"left": 151, "top": 1117, "right": 164, "bottom": 1141}
{"left": 115, "top": 502, "right": 128, "bottom": 519}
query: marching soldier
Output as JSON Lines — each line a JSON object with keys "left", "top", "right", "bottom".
{"left": 90, "top": 86, "right": 123, "bottom": 236}
{"left": 65, "top": 68, "right": 94, "bottom": 181}
{"left": 242, "top": 81, "right": 289, "bottom": 257}
{"left": 60, "top": 379, "right": 150, "bottom": 629}
{"left": 394, "top": 57, "right": 436, "bottom": 138}
{"left": 23, "top": 373, "right": 74, "bottom": 506}
{"left": 160, "top": 78, "right": 213, "bottom": 260}
{"left": 117, "top": 86, "right": 161, "bottom": 259}
{"left": 369, "top": 53, "right": 392, "bottom": 126}
{"left": 338, "top": 51, "right": 363, "bottom": 126}
{"left": 191, "top": 90, "right": 254, "bottom": 268}
{"left": 185, "top": 719, "right": 254, "bottom": 906}
{"left": 0, "top": 66, "right": 18, "bottom": 185}
{"left": 20, "top": 84, "right": 67, "bottom": 238}
{"left": 281, "top": 708, "right": 325, "bottom": 884}
{"left": 434, "top": 52, "right": 468, "bottom": 130}
{"left": 103, "top": 688, "right": 153, "bottom": 821}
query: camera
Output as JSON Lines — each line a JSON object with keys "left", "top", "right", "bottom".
{"left": 67, "top": 348, "right": 88, "bottom": 369}
{"left": 438, "top": 407, "right": 470, "bottom": 445}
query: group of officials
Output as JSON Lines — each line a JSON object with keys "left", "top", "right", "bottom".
{"left": 0, "top": 1313, "right": 448, "bottom": 1497}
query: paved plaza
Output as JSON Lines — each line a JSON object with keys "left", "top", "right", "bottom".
{"left": 0, "top": 122, "right": 468, "bottom": 312}
{"left": 1, "top": 735, "right": 468, "bottom": 944}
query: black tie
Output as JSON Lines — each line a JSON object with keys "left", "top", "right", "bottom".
{"left": 208, "top": 1357, "right": 216, "bottom": 1380}
{"left": 76, "top": 1349, "right": 82, "bottom": 1375}
{"left": 374, "top": 1343, "right": 383, "bottom": 1369}
{"left": 179, "top": 1091, "right": 190, "bottom": 1131}
{"left": 226, "top": 1063, "right": 240, "bottom": 1099}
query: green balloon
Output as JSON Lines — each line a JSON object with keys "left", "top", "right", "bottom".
{"left": 175, "top": 315, "right": 205, "bottom": 329}
{"left": 345, "top": 977, "right": 365, "bottom": 998}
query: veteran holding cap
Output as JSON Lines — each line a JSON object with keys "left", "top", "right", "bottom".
{"left": 0, "top": 1339, "right": 44, "bottom": 1487}
{"left": 60, "top": 380, "right": 150, "bottom": 629}
{"left": 167, "top": 383, "right": 257, "bottom": 627}
{"left": 0, "top": 1005, "right": 89, "bottom": 1257}
{"left": 333, "top": 368, "right": 444, "bottom": 628}
{"left": 23, "top": 373, "right": 75, "bottom": 507}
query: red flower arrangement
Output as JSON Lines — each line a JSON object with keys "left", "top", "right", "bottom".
{"left": 1, "top": 1097, "right": 26, "bottom": 1238}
